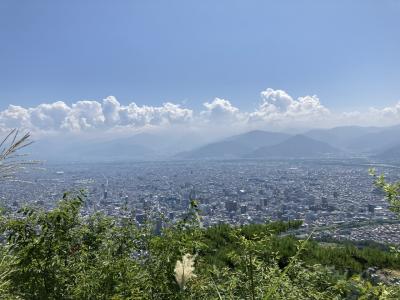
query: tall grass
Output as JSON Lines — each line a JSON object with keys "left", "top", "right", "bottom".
{"left": 0, "top": 129, "right": 36, "bottom": 182}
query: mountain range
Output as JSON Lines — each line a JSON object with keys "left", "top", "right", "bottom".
{"left": 176, "top": 130, "right": 290, "bottom": 159}
{"left": 175, "top": 125, "right": 400, "bottom": 161}
{"left": 26, "top": 125, "right": 400, "bottom": 162}
{"left": 249, "top": 135, "right": 343, "bottom": 158}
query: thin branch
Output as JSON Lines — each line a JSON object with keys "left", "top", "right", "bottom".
{"left": 0, "top": 129, "right": 38, "bottom": 182}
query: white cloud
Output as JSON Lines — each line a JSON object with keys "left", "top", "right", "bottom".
{"left": 260, "top": 88, "right": 294, "bottom": 112}
{"left": 368, "top": 102, "right": 400, "bottom": 125}
{"left": 117, "top": 102, "right": 193, "bottom": 127}
{"left": 61, "top": 101, "right": 105, "bottom": 132}
{"left": 201, "top": 98, "right": 245, "bottom": 124}
{"left": 0, "top": 90, "right": 399, "bottom": 136}
{"left": 102, "top": 96, "right": 121, "bottom": 125}
{"left": 249, "top": 88, "right": 330, "bottom": 126}
{"left": 0, "top": 105, "right": 32, "bottom": 129}
{"left": 0, "top": 97, "right": 194, "bottom": 134}
{"left": 333, "top": 102, "right": 400, "bottom": 127}
{"left": 30, "top": 101, "right": 71, "bottom": 130}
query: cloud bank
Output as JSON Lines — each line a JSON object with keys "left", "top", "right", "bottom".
{"left": 1, "top": 88, "right": 399, "bottom": 136}
{"left": 249, "top": 88, "right": 330, "bottom": 126}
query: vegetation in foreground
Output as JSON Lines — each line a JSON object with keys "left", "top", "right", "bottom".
{"left": 0, "top": 192, "right": 399, "bottom": 300}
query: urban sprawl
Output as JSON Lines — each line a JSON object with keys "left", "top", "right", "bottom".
{"left": 1, "top": 159, "right": 400, "bottom": 244}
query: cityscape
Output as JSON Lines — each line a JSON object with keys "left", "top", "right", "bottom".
{"left": 2, "top": 158, "right": 399, "bottom": 244}
{"left": 2, "top": 1, "right": 400, "bottom": 297}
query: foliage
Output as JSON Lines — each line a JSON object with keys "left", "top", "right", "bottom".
{"left": 200, "top": 223, "right": 400, "bottom": 275}
{"left": 370, "top": 168, "right": 400, "bottom": 216}
{"left": 0, "top": 193, "right": 399, "bottom": 299}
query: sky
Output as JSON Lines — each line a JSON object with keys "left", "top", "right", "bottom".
{"left": 0, "top": 0, "right": 400, "bottom": 136}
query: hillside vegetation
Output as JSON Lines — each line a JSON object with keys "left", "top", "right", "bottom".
{"left": 0, "top": 193, "right": 400, "bottom": 299}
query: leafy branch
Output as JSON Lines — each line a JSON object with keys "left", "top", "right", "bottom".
{"left": 369, "top": 168, "right": 400, "bottom": 216}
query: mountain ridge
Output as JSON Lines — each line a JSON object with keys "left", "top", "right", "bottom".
{"left": 249, "top": 134, "right": 343, "bottom": 159}
{"left": 174, "top": 130, "right": 290, "bottom": 159}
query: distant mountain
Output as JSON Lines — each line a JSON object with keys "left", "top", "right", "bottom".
{"left": 30, "top": 134, "right": 158, "bottom": 162}
{"left": 225, "top": 130, "right": 290, "bottom": 149}
{"left": 78, "top": 140, "right": 156, "bottom": 161}
{"left": 30, "top": 130, "right": 223, "bottom": 162}
{"left": 174, "top": 130, "right": 290, "bottom": 159}
{"left": 176, "top": 140, "right": 252, "bottom": 159}
{"left": 304, "top": 126, "right": 381, "bottom": 150}
{"left": 345, "top": 125, "right": 400, "bottom": 154}
{"left": 375, "top": 143, "right": 400, "bottom": 161}
{"left": 27, "top": 125, "right": 400, "bottom": 162}
{"left": 123, "top": 132, "right": 171, "bottom": 150}
{"left": 249, "top": 135, "right": 343, "bottom": 158}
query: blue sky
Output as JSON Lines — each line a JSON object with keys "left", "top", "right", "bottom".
{"left": 0, "top": 0, "right": 399, "bottom": 113}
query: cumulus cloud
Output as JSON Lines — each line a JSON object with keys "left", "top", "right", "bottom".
{"left": 333, "top": 102, "right": 400, "bottom": 127}
{"left": 0, "top": 98, "right": 194, "bottom": 134}
{"left": 117, "top": 102, "right": 193, "bottom": 128}
{"left": 201, "top": 98, "right": 245, "bottom": 124}
{"left": 102, "top": 96, "right": 121, "bottom": 125}
{"left": 0, "top": 89, "right": 399, "bottom": 136}
{"left": 30, "top": 101, "right": 71, "bottom": 130}
{"left": 62, "top": 101, "right": 105, "bottom": 131}
{"left": 368, "top": 102, "right": 400, "bottom": 125}
{"left": 249, "top": 88, "right": 330, "bottom": 126}
{"left": 0, "top": 105, "right": 32, "bottom": 129}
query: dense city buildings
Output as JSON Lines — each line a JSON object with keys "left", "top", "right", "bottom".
{"left": 1, "top": 159, "right": 399, "bottom": 244}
